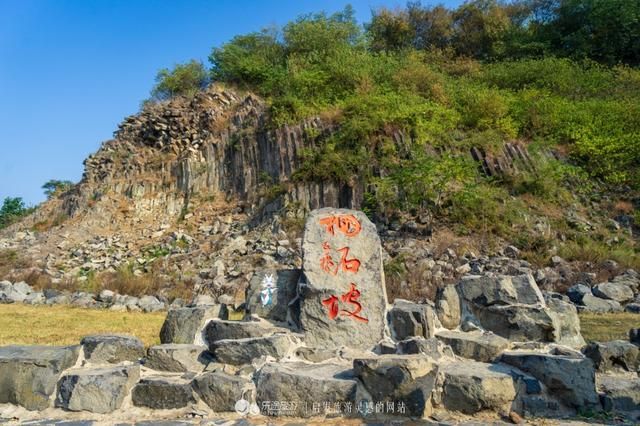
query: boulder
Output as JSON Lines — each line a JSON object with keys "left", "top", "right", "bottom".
{"left": 566, "top": 284, "right": 590, "bottom": 304}
{"left": 145, "top": 344, "right": 212, "bottom": 372}
{"left": 245, "top": 269, "right": 300, "bottom": 323}
{"left": 138, "top": 295, "right": 164, "bottom": 312}
{"left": 255, "top": 362, "right": 358, "bottom": 417}
{"left": 631, "top": 328, "right": 640, "bottom": 346}
{"left": 578, "top": 294, "right": 623, "bottom": 313}
{"left": 97, "top": 289, "right": 115, "bottom": 304}
{"left": 396, "top": 337, "right": 454, "bottom": 360}
{"left": 354, "top": 355, "right": 438, "bottom": 417}
{"left": 473, "top": 304, "right": 556, "bottom": 342}
{"left": 0, "top": 345, "right": 80, "bottom": 410}
{"left": 456, "top": 273, "right": 544, "bottom": 307}
{"left": 294, "top": 346, "right": 338, "bottom": 363}
{"left": 435, "top": 284, "right": 460, "bottom": 330}
{"left": 192, "top": 371, "right": 254, "bottom": 412}
{"left": 440, "top": 361, "right": 517, "bottom": 415}
{"left": 598, "top": 375, "right": 640, "bottom": 412}
{"left": 12, "top": 281, "right": 32, "bottom": 295}
{"left": 81, "top": 334, "right": 145, "bottom": 364}
{"left": 131, "top": 375, "right": 196, "bottom": 409}
{"left": 500, "top": 349, "right": 599, "bottom": 409}
{"left": 435, "top": 330, "right": 509, "bottom": 362}
{"left": 592, "top": 282, "right": 634, "bottom": 303}
{"left": 55, "top": 365, "right": 139, "bottom": 413}
{"left": 388, "top": 300, "right": 437, "bottom": 340}
{"left": 582, "top": 341, "right": 639, "bottom": 373}
{"left": 23, "top": 292, "right": 45, "bottom": 305}
{"left": 210, "top": 334, "right": 295, "bottom": 365}
{"left": 204, "top": 319, "right": 289, "bottom": 344}
{"left": 298, "top": 208, "right": 388, "bottom": 350}
{"left": 160, "top": 305, "right": 222, "bottom": 344}
{"left": 624, "top": 303, "right": 640, "bottom": 314}
{"left": 545, "top": 297, "right": 586, "bottom": 348}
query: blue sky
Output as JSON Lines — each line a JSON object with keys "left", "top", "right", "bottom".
{"left": 0, "top": 0, "right": 463, "bottom": 205}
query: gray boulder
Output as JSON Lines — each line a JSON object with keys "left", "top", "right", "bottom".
{"left": 245, "top": 269, "right": 300, "bottom": 323}
{"left": 435, "top": 330, "right": 509, "bottom": 362}
{"left": 545, "top": 297, "right": 585, "bottom": 348}
{"left": 582, "top": 341, "right": 639, "bottom": 373}
{"left": 388, "top": 299, "right": 437, "bottom": 340}
{"left": 456, "top": 273, "right": 544, "bottom": 307}
{"left": 500, "top": 349, "right": 599, "bottom": 409}
{"left": 24, "top": 292, "right": 45, "bottom": 305}
{"left": 145, "top": 344, "right": 212, "bottom": 372}
{"left": 12, "top": 281, "right": 32, "bottom": 295}
{"left": 631, "top": 328, "right": 640, "bottom": 346}
{"left": 255, "top": 362, "right": 358, "bottom": 417}
{"left": 397, "top": 337, "right": 454, "bottom": 360}
{"left": 160, "top": 305, "right": 222, "bottom": 344}
{"left": 599, "top": 375, "right": 640, "bottom": 412}
{"left": 435, "top": 284, "right": 460, "bottom": 330}
{"left": 211, "top": 334, "right": 295, "bottom": 365}
{"left": 81, "top": 334, "right": 145, "bottom": 364}
{"left": 579, "top": 294, "right": 623, "bottom": 313}
{"left": 592, "top": 282, "right": 634, "bottom": 303}
{"left": 298, "top": 208, "right": 388, "bottom": 351}
{"left": 204, "top": 319, "right": 289, "bottom": 344}
{"left": 55, "top": 365, "right": 140, "bottom": 413}
{"left": 624, "top": 303, "right": 640, "bottom": 314}
{"left": 354, "top": 355, "right": 438, "bottom": 417}
{"left": 192, "top": 371, "right": 254, "bottom": 412}
{"left": 440, "top": 361, "right": 517, "bottom": 415}
{"left": 131, "top": 375, "right": 196, "bottom": 409}
{"left": 0, "top": 345, "right": 80, "bottom": 410}
{"left": 138, "top": 295, "right": 164, "bottom": 312}
{"left": 566, "top": 284, "right": 590, "bottom": 304}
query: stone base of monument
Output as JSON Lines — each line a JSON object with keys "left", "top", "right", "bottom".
{"left": 0, "top": 209, "right": 637, "bottom": 424}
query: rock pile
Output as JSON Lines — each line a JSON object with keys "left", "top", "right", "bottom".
{"left": 0, "top": 209, "right": 638, "bottom": 424}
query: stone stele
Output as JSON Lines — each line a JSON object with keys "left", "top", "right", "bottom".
{"left": 298, "top": 208, "right": 388, "bottom": 350}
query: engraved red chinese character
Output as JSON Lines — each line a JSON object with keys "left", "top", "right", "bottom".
{"left": 321, "top": 283, "right": 368, "bottom": 323}
{"left": 340, "top": 283, "right": 368, "bottom": 323}
{"left": 320, "top": 242, "right": 361, "bottom": 275}
{"left": 321, "top": 295, "right": 339, "bottom": 319}
{"left": 319, "top": 214, "right": 361, "bottom": 237}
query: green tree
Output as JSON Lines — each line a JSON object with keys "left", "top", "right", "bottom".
{"left": 150, "top": 60, "right": 209, "bottom": 101}
{"left": 42, "top": 179, "right": 73, "bottom": 198}
{"left": 0, "top": 197, "right": 31, "bottom": 229}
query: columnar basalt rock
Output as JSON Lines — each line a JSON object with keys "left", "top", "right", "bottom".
{"left": 297, "top": 208, "right": 388, "bottom": 350}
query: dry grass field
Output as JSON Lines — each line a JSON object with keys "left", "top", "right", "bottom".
{"left": 0, "top": 304, "right": 166, "bottom": 347}
{"left": 579, "top": 312, "right": 638, "bottom": 343}
{"left": 0, "top": 305, "right": 636, "bottom": 348}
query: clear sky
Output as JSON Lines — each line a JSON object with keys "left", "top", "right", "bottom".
{"left": 0, "top": 0, "right": 463, "bottom": 206}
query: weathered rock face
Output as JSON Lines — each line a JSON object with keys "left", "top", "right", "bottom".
{"left": 210, "top": 334, "right": 296, "bottom": 365}
{"left": 439, "top": 361, "right": 517, "bottom": 415}
{"left": 145, "top": 344, "right": 211, "bottom": 372}
{"left": 388, "top": 300, "right": 437, "bottom": 341}
{"left": 0, "top": 345, "right": 80, "bottom": 410}
{"left": 204, "top": 319, "right": 289, "bottom": 344}
{"left": 582, "top": 341, "right": 639, "bottom": 373}
{"left": 55, "top": 365, "right": 140, "bottom": 413}
{"left": 255, "top": 362, "right": 359, "bottom": 417}
{"left": 160, "top": 305, "right": 222, "bottom": 345}
{"left": 396, "top": 337, "right": 454, "bottom": 360}
{"left": 354, "top": 355, "right": 438, "bottom": 417}
{"left": 592, "top": 282, "right": 634, "bottom": 303}
{"left": 245, "top": 269, "right": 300, "bottom": 323}
{"left": 435, "top": 284, "right": 460, "bottom": 330}
{"left": 545, "top": 297, "right": 585, "bottom": 348}
{"left": 192, "top": 371, "right": 255, "bottom": 412}
{"left": 599, "top": 375, "right": 640, "bottom": 412}
{"left": 298, "top": 208, "right": 388, "bottom": 350}
{"left": 132, "top": 375, "right": 196, "bottom": 409}
{"left": 500, "top": 349, "right": 600, "bottom": 409}
{"left": 81, "top": 334, "right": 145, "bottom": 364}
{"left": 435, "top": 330, "right": 510, "bottom": 363}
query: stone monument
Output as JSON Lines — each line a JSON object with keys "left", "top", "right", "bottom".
{"left": 297, "top": 208, "right": 388, "bottom": 350}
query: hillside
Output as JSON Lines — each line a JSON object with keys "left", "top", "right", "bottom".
{"left": 1, "top": 2, "right": 639, "bottom": 305}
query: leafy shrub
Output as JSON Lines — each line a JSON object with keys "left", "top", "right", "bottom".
{"left": 0, "top": 197, "right": 33, "bottom": 229}
{"left": 150, "top": 60, "right": 209, "bottom": 101}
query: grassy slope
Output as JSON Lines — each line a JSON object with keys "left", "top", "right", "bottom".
{"left": 0, "top": 304, "right": 165, "bottom": 347}
{"left": 579, "top": 312, "right": 639, "bottom": 343}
